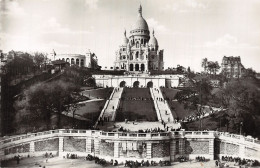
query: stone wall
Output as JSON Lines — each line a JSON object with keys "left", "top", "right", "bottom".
{"left": 1, "top": 130, "right": 260, "bottom": 162}
{"left": 99, "top": 140, "right": 114, "bottom": 157}
{"left": 226, "top": 143, "right": 239, "bottom": 155}
{"left": 63, "top": 137, "right": 86, "bottom": 152}
{"left": 119, "top": 141, "right": 147, "bottom": 159}
{"left": 245, "top": 147, "right": 258, "bottom": 158}
{"left": 4, "top": 143, "right": 29, "bottom": 155}
{"left": 35, "top": 138, "right": 59, "bottom": 151}
{"left": 185, "top": 140, "right": 209, "bottom": 154}
{"left": 152, "top": 141, "right": 170, "bottom": 158}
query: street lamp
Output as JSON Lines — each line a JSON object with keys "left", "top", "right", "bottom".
{"left": 239, "top": 122, "right": 243, "bottom": 135}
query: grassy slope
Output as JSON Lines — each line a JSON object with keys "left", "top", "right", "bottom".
{"left": 82, "top": 87, "right": 113, "bottom": 99}
{"left": 116, "top": 88, "right": 157, "bottom": 121}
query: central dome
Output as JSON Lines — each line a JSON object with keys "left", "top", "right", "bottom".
{"left": 131, "top": 5, "right": 149, "bottom": 31}
{"left": 133, "top": 16, "right": 149, "bottom": 30}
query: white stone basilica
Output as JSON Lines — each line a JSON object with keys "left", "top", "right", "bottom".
{"left": 114, "top": 5, "right": 164, "bottom": 72}
{"left": 94, "top": 5, "right": 183, "bottom": 88}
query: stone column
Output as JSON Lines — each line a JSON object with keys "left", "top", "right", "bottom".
{"left": 179, "top": 139, "right": 185, "bottom": 155}
{"left": 86, "top": 138, "right": 92, "bottom": 154}
{"left": 170, "top": 140, "right": 176, "bottom": 161}
{"left": 239, "top": 136, "right": 245, "bottom": 158}
{"left": 114, "top": 141, "right": 120, "bottom": 158}
{"left": 94, "top": 138, "right": 100, "bottom": 156}
{"left": 29, "top": 141, "right": 35, "bottom": 154}
{"left": 146, "top": 142, "right": 152, "bottom": 159}
{"left": 208, "top": 139, "right": 214, "bottom": 160}
{"left": 58, "top": 137, "right": 64, "bottom": 157}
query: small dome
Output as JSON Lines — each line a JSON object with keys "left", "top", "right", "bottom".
{"left": 122, "top": 30, "right": 129, "bottom": 45}
{"left": 149, "top": 30, "right": 158, "bottom": 46}
{"left": 132, "top": 5, "right": 149, "bottom": 31}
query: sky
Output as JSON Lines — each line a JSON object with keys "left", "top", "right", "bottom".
{"left": 0, "top": 0, "right": 260, "bottom": 72}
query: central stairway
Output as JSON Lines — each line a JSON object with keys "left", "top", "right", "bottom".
{"left": 98, "top": 87, "right": 123, "bottom": 123}
{"left": 150, "top": 87, "right": 174, "bottom": 123}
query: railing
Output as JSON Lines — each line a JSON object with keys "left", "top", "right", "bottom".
{"left": 1, "top": 130, "right": 260, "bottom": 149}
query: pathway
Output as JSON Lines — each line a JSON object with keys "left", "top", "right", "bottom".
{"left": 95, "top": 87, "right": 123, "bottom": 127}
{"left": 150, "top": 87, "right": 174, "bottom": 123}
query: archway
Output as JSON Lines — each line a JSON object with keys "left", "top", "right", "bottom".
{"left": 119, "top": 81, "right": 126, "bottom": 87}
{"left": 135, "top": 64, "right": 139, "bottom": 71}
{"left": 147, "top": 81, "right": 153, "bottom": 88}
{"left": 141, "top": 64, "right": 145, "bottom": 71}
{"left": 130, "top": 64, "right": 133, "bottom": 71}
{"left": 66, "top": 58, "right": 70, "bottom": 62}
{"left": 71, "top": 58, "right": 75, "bottom": 65}
{"left": 133, "top": 81, "right": 140, "bottom": 88}
{"left": 80, "top": 59, "right": 84, "bottom": 67}
{"left": 76, "top": 58, "right": 79, "bottom": 65}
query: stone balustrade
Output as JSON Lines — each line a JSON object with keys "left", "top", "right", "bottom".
{"left": 1, "top": 129, "right": 260, "bottom": 162}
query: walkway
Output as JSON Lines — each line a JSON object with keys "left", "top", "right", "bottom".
{"left": 98, "top": 87, "right": 123, "bottom": 122}
{"left": 150, "top": 87, "right": 174, "bottom": 123}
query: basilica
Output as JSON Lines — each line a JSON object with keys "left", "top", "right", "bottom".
{"left": 94, "top": 5, "right": 182, "bottom": 88}
{"left": 114, "top": 5, "right": 164, "bottom": 73}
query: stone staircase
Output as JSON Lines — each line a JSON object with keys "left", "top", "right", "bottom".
{"left": 150, "top": 87, "right": 174, "bottom": 123}
{"left": 99, "top": 87, "right": 123, "bottom": 122}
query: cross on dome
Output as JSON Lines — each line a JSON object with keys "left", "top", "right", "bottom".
{"left": 138, "top": 4, "right": 142, "bottom": 17}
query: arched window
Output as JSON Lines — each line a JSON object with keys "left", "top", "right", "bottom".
{"left": 136, "top": 51, "right": 139, "bottom": 59}
{"left": 76, "top": 58, "right": 79, "bottom": 65}
{"left": 129, "top": 64, "right": 133, "bottom": 71}
{"left": 136, "top": 42, "right": 139, "bottom": 48}
{"left": 80, "top": 59, "right": 84, "bottom": 67}
{"left": 66, "top": 58, "right": 70, "bottom": 62}
{"left": 71, "top": 58, "right": 75, "bottom": 65}
{"left": 135, "top": 64, "right": 139, "bottom": 71}
{"left": 141, "top": 64, "right": 145, "bottom": 71}
{"left": 62, "top": 58, "right": 65, "bottom": 61}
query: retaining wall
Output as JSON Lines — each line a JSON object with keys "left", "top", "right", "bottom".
{"left": 0, "top": 130, "right": 259, "bottom": 163}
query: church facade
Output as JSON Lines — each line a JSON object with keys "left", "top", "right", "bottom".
{"left": 94, "top": 5, "right": 182, "bottom": 88}
{"left": 114, "top": 5, "right": 164, "bottom": 73}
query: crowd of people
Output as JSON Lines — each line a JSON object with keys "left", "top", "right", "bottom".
{"left": 217, "top": 156, "right": 260, "bottom": 167}
{"left": 124, "top": 160, "right": 171, "bottom": 167}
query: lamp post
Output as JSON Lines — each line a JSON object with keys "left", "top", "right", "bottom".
{"left": 239, "top": 122, "right": 243, "bottom": 135}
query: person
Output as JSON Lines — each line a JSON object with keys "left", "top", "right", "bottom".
{"left": 215, "top": 160, "right": 219, "bottom": 167}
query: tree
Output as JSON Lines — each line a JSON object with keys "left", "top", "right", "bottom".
{"left": 201, "top": 58, "right": 208, "bottom": 73}
{"left": 33, "top": 52, "right": 47, "bottom": 69}
{"left": 15, "top": 79, "right": 79, "bottom": 130}
{"left": 216, "top": 80, "right": 260, "bottom": 136}
{"left": 207, "top": 61, "right": 220, "bottom": 75}
{"left": 176, "top": 79, "right": 213, "bottom": 129}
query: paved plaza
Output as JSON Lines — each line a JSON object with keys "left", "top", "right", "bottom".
{"left": 1, "top": 156, "right": 247, "bottom": 168}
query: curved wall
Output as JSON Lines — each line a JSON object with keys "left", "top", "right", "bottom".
{"left": 1, "top": 130, "right": 259, "bottom": 163}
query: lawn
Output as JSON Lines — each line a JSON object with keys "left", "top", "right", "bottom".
{"left": 161, "top": 88, "right": 195, "bottom": 120}
{"left": 116, "top": 88, "right": 157, "bottom": 121}
{"left": 81, "top": 88, "right": 113, "bottom": 99}
{"left": 168, "top": 101, "right": 196, "bottom": 120}
{"left": 76, "top": 100, "right": 106, "bottom": 121}
{"left": 161, "top": 88, "right": 179, "bottom": 100}
{"left": 122, "top": 88, "right": 152, "bottom": 98}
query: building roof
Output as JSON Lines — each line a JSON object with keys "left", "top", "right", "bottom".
{"left": 149, "top": 30, "right": 158, "bottom": 46}
{"left": 132, "top": 5, "right": 149, "bottom": 31}
{"left": 222, "top": 56, "right": 241, "bottom": 62}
